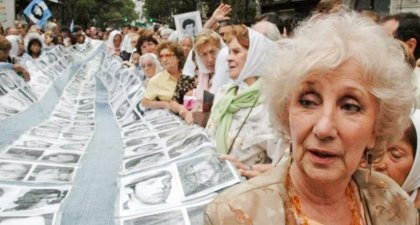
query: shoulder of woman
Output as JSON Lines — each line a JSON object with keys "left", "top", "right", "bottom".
{"left": 205, "top": 164, "right": 289, "bottom": 225}
{"left": 354, "top": 169, "right": 418, "bottom": 224}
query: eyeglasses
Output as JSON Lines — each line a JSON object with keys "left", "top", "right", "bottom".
{"left": 159, "top": 53, "right": 174, "bottom": 60}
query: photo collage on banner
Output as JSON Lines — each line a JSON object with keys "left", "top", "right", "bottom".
{"left": 97, "top": 55, "right": 241, "bottom": 224}
{"left": 0, "top": 39, "right": 104, "bottom": 225}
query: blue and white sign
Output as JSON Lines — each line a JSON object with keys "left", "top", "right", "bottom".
{"left": 23, "top": 0, "right": 52, "bottom": 28}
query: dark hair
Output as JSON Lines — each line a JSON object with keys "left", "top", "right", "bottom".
{"left": 157, "top": 41, "right": 186, "bottom": 69}
{"left": 404, "top": 121, "right": 417, "bottom": 157}
{"left": 31, "top": 4, "right": 44, "bottom": 20}
{"left": 27, "top": 38, "right": 42, "bottom": 57}
{"left": 383, "top": 13, "right": 420, "bottom": 59}
{"left": 13, "top": 189, "right": 65, "bottom": 210}
{"left": 136, "top": 34, "right": 158, "bottom": 55}
{"left": 0, "top": 35, "right": 11, "bottom": 52}
{"left": 182, "top": 18, "right": 195, "bottom": 29}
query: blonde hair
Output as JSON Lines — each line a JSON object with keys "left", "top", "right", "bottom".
{"left": 193, "top": 29, "right": 221, "bottom": 53}
{"left": 263, "top": 10, "right": 416, "bottom": 159}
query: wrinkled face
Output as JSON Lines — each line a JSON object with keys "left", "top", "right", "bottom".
{"left": 159, "top": 48, "right": 179, "bottom": 72}
{"left": 133, "top": 173, "right": 172, "bottom": 204}
{"left": 113, "top": 34, "right": 122, "bottom": 49}
{"left": 180, "top": 38, "right": 192, "bottom": 57}
{"left": 373, "top": 137, "right": 414, "bottom": 186}
{"left": 141, "top": 58, "right": 157, "bottom": 78}
{"left": 197, "top": 42, "right": 220, "bottom": 72}
{"left": 288, "top": 60, "right": 378, "bottom": 184}
{"left": 227, "top": 38, "right": 248, "bottom": 80}
{"left": 141, "top": 41, "right": 157, "bottom": 54}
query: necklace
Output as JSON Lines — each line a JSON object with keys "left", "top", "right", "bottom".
{"left": 286, "top": 173, "right": 363, "bottom": 225}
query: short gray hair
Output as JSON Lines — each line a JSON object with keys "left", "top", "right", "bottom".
{"left": 263, "top": 10, "right": 416, "bottom": 159}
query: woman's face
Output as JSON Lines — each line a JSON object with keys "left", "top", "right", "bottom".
{"left": 288, "top": 60, "right": 378, "bottom": 183}
{"left": 141, "top": 41, "right": 157, "bottom": 54}
{"left": 197, "top": 42, "right": 219, "bottom": 72}
{"left": 373, "top": 137, "right": 414, "bottom": 186}
{"left": 227, "top": 38, "right": 248, "bottom": 80}
{"left": 30, "top": 42, "right": 42, "bottom": 55}
{"left": 141, "top": 58, "right": 157, "bottom": 78}
{"left": 181, "top": 38, "right": 193, "bottom": 57}
{"left": 159, "top": 48, "right": 179, "bottom": 72}
{"left": 113, "top": 34, "right": 122, "bottom": 49}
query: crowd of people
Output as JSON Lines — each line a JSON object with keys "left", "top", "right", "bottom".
{"left": 2, "top": 0, "right": 420, "bottom": 223}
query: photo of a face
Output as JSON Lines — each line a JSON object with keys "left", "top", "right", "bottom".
{"left": 0, "top": 162, "right": 31, "bottom": 181}
{"left": 124, "top": 152, "right": 167, "bottom": 172}
{"left": 3, "top": 148, "right": 44, "bottom": 160}
{"left": 28, "top": 165, "right": 74, "bottom": 183}
{"left": 4, "top": 188, "right": 68, "bottom": 212}
{"left": 41, "top": 153, "right": 80, "bottom": 164}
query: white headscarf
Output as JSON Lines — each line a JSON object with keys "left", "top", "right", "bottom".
{"left": 402, "top": 109, "right": 420, "bottom": 200}
{"left": 234, "top": 28, "right": 278, "bottom": 83}
{"left": 24, "top": 32, "right": 45, "bottom": 53}
{"left": 139, "top": 53, "right": 163, "bottom": 73}
{"left": 5, "top": 35, "right": 20, "bottom": 58}
{"left": 107, "top": 30, "right": 122, "bottom": 52}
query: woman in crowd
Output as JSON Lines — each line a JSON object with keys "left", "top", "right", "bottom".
{"left": 139, "top": 53, "right": 162, "bottom": 86}
{"left": 106, "top": 30, "right": 122, "bottom": 56}
{"left": 206, "top": 25, "right": 283, "bottom": 166}
{"left": 205, "top": 11, "right": 417, "bottom": 225}
{"left": 5, "top": 35, "right": 24, "bottom": 63}
{"left": 373, "top": 109, "right": 420, "bottom": 209}
{"left": 136, "top": 34, "right": 158, "bottom": 56}
{"left": 25, "top": 33, "right": 43, "bottom": 60}
{"left": 141, "top": 41, "right": 190, "bottom": 109}
{"left": 179, "top": 35, "right": 193, "bottom": 58}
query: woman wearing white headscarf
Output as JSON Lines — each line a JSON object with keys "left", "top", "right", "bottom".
{"left": 374, "top": 109, "right": 420, "bottom": 209}
{"left": 205, "top": 25, "right": 286, "bottom": 167}
{"left": 106, "top": 30, "right": 123, "bottom": 56}
{"left": 5, "top": 35, "right": 24, "bottom": 63}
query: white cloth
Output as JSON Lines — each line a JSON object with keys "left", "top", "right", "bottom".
{"left": 234, "top": 28, "right": 278, "bottom": 83}
{"left": 210, "top": 47, "right": 231, "bottom": 94}
{"left": 106, "top": 30, "right": 122, "bottom": 54}
{"left": 402, "top": 109, "right": 420, "bottom": 200}
{"left": 5, "top": 35, "right": 20, "bottom": 58}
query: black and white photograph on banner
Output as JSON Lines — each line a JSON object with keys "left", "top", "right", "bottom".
{"left": 0, "top": 184, "right": 70, "bottom": 215}
{"left": 13, "top": 138, "right": 55, "bottom": 150}
{"left": 142, "top": 110, "right": 171, "bottom": 121}
{"left": 119, "top": 165, "right": 183, "bottom": 216}
{"left": 148, "top": 115, "right": 180, "bottom": 126}
{"left": 0, "top": 72, "right": 19, "bottom": 91}
{"left": 164, "top": 128, "right": 203, "bottom": 146}
{"left": 0, "top": 161, "right": 31, "bottom": 181}
{"left": 122, "top": 151, "right": 169, "bottom": 174}
{"left": 55, "top": 142, "right": 87, "bottom": 152}
{"left": 186, "top": 204, "right": 208, "bottom": 225}
{"left": 0, "top": 213, "right": 55, "bottom": 225}
{"left": 123, "top": 142, "right": 164, "bottom": 159}
{"left": 152, "top": 122, "right": 183, "bottom": 132}
{"left": 157, "top": 127, "right": 183, "bottom": 139}
{"left": 28, "top": 128, "right": 61, "bottom": 140}
{"left": 123, "top": 135, "right": 159, "bottom": 149}
{"left": 40, "top": 152, "right": 81, "bottom": 164}
{"left": 122, "top": 125, "right": 151, "bottom": 139}
{"left": 169, "top": 143, "right": 215, "bottom": 160}
{"left": 61, "top": 132, "right": 91, "bottom": 142}
{"left": 27, "top": 164, "right": 75, "bottom": 183}
{"left": 0, "top": 148, "right": 44, "bottom": 160}
{"left": 173, "top": 11, "right": 202, "bottom": 37}
{"left": 176, "top": 153, "right": 240, "bottom": 199}
{"left": 121, "top": 209, "right": 186, "bottom": 225}
{"left": 119, "top": 111, "right": 143, "bottom": 128}
{"left": 167, "top": 133, "right": 211, "bottom": 158}
{"left": 115, "top": 100, "right": 132, "bottom": 120}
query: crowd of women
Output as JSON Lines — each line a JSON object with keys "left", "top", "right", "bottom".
{"left": 2, "top": 0, "right": 420, "bottom": 223}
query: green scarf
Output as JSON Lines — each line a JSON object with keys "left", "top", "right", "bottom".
{"left": 211, "top": 80, "right": 261, "bottom": 154}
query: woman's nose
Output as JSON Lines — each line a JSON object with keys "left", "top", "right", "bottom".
{"left": 313, "top": 110, "right": 337, "bottom": 141}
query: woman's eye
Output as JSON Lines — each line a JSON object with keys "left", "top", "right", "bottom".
{"left": 389, "top": 148, "right": 402, "bottom": 159}
{"left": 342, "top": 103, "right": 361, "bottom": 113}
{"left": 298, "top": 93, "right": 318, "bottom": 108}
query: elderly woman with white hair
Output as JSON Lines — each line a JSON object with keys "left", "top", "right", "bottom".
{"left": 205, "top": 11, "right": 417, "bottom": 225}
{"left": 106, "top": 30, "right": 123, "bottom": 57}
{"left": 139, "top": 53, "right": 162, "bottom": 86}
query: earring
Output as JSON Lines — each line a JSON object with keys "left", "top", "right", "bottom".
{"left": 365, "top": 150, "right": 373, "bottom": 183}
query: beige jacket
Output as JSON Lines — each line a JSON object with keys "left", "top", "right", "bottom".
{"left": 205, "top": 156, "right": 418, "bottom": 225}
